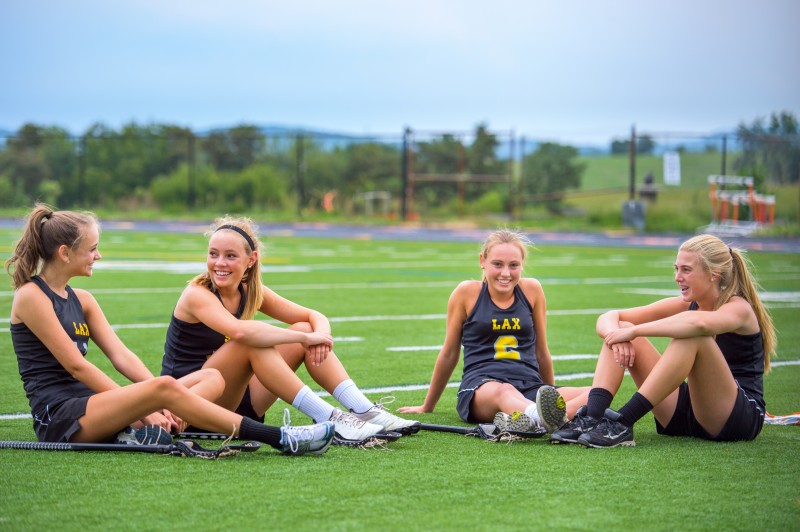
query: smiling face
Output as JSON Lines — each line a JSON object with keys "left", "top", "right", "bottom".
{"left": 69, "top": 223, "right": 101, "bottom": 277}
{"left": 674, "top": 249, "right": 718, "bottom": 307}
{"left": 207, "top": 230, "right": 256, "bottom": 290}
{"left": 480, "top": 242, "right": 524, "bottom": 296}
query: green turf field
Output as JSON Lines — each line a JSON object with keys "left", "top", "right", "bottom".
{"left": 1, "top": 228, "right": 798, "bottom": 530}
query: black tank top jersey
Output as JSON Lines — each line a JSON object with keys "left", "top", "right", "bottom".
{"left": 461, "top": 282, "right": 540, "bottom": 382}
{"left": 689, "top": 301, "right": 765, "bottom": 408}
{"left": 11, "top": 276, "right": 94, "bottom": 418}
{"left": 161, "top": 284, "right": 246, "bottom": 379}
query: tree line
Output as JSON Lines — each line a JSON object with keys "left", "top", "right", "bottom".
{"left": 0, "top": 113, "right": 795, "bottom": 217}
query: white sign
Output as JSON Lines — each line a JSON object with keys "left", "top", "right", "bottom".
{"left": 663, "top": 151, "right": 681, "bottom": 186}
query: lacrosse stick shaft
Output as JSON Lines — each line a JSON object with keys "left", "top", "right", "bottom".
{"left": 177, "top": 431, "right": 231, "bottom": 440}
{"left": 0, "top": 440, "right": 173, "bottom": 454}
{"left": 418, "top": 423, "right": 477, "bottom": 435}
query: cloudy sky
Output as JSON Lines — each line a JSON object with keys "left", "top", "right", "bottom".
{"left": 2, "top": 0, "right": 798, "bottom": 145}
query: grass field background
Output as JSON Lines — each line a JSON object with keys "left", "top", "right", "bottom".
{"left": 0, "top": 227, "right": 798, "bottom": 530}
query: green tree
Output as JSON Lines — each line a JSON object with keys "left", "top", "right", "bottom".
{"left": 467, "top": 123, "right": 502, "bottom": 175}
{"left": 521, "top": 142, "right": 584, "bottom": 213}
{"left": 0, "top": 124, "right": 75, "bottom": 206}
{"left": 202, "top": 125, "right": 265, "bottom": 171}
{"left": 736, "top": 111, "right": 800, "bottom": 185}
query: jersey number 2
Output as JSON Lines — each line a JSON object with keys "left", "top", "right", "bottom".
{"left": 494, "top": 335, "right": 520, "bottom": 360}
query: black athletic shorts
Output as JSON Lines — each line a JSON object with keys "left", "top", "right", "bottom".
{"left": 32, "top": 396, "right": 91, "bottom": 443}
{"left": 655, "top": 382, "right": 764, "bottom": 441}
{"left": 456, "top": 373, "right": 546, "bottom": 423}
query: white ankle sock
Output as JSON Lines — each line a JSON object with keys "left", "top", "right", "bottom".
{"left": 291, "top": 385, "right": 334, "bottom": 423}
{"left": 524, "top": 403, "right": 542, "bottom": 425}
{"left": 332, "top": 379, "right": 374, "bottom": 414}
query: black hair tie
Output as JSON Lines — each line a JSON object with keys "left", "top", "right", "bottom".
{"left": 215, "top": 224, "right": 256, "bottom": 252}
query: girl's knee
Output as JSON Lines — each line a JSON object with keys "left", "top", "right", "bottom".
{"left": 496, "top": 383, "right": 520, "bottom": 400}
{"left": 196, "top": 368, "right": 225, "bottom": 392}
{"left": 149, "top": 375, "right": 181, "bottom": 395}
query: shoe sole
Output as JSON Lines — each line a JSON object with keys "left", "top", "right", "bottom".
{"left": 332, "top": 431, "right": 402, "bottom": 446}
{"left": 549, "top": 434, "right": 579, "bottom": 444}
{"left": 577, "top": 439, "right": 636, "bottom": 448}
{"left": 493, "top": 412, "right": 533, "bottom": 432}
{"left": 390, "top": 423, "right": 421, "bottom": 436}
{"left": 307, "top": 438, "right": 333, "bottom": 455}
{"left": 536, "top": 386, "right": 568, "bottom": 433}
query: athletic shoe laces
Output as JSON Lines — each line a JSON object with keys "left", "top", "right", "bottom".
{"left": 282, "top": 408, "right": 315, "bottom": 454}
{"left": 330, "top": 409, "right": 367, "bottom": 428}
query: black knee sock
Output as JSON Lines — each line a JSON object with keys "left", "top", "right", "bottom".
{"left": 239, "top": 417, "right": 283, "bottom": 450}
{"left": 586, "top": 388, "right": 614, "bottom": 419}
{"left": 617, "top": 392, "right": 653, "bottom": 427}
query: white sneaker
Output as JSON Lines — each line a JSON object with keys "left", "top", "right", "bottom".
{"left": 351, "top": 397, "right": 421, "bottom": 435}
{"left": 493, "top": 411, "right": 540, "bottom": 433}
{"left": 279, "top": 409, "right": 334, "bottom": 456}
{"left": 329, "top": 408, "right": 384, "bottom": 443}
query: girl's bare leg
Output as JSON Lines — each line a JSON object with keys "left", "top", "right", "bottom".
{"left": 590, "top": 327, "right": 682, "bottom": 424}
{"left": 471, "top": 382, "right": 531, "bottom": 423}
{"left": 72, "top": 376, "right": 244, "bottom": 443}
{"left": 203, "top": 341, "right": 307, "bottom": 412}
{"left": 638, "top": 336, "right": 738, "bottom": 436}
{"left": 250, "top": 322, "right": 352, "bottom": 416}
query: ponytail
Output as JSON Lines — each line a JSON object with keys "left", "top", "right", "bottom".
{"left": 5, "top": 204, "right": 97, "bottom": 289}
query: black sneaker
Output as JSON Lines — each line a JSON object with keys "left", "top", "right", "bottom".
{"left": 549, "top": 405, "right": 599, "bottom": 444}
{"left": 577, "top": 409, "right": 635, "bottom": 448}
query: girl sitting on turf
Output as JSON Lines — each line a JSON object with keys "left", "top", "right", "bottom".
{"left": 5, "top": 204, "right": 334, "bottom": 455}
{"left": 398, "top": 229, "right": 589, "bottom": 433}
{"left": 550, "top": 234, "right": 776, "bottom": 447}
{"left": 159, "top": 215, "right": 420, "bottom": 444}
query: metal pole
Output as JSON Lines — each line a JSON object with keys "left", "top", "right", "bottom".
{"left": 721, "top": 134, "right": 727, "bottom": 176}
{"left": 296, "top": 133, "right": 305, "bottom": 217}
{"left": 187, "top": 135, "right": 195, "bottom": 208}
{"left": 629, "top": 125, "right": 636, "bottom": 200}
{"left": 78, "top": 135, "right": 86, "bottom": 208}
{"left": 401, "top": 127, "right": 410, "bottom": 220}
{"left": 509, "top": 130, "right": 516, "bottom": 220}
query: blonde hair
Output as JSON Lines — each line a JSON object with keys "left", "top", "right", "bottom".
{"left": 479, "top": 229, "right": 533, "bottom": 282}
{"left": 190, "top": 215, "right": 263, "bottom": 320}
{"left": 5, "top": 203, "right": 99, "bottom": 289}
{"left": 680, "top": 234, "right": 777, "bottom": 371}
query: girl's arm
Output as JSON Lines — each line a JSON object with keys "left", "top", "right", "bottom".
{"left": 77, "top": 289, "right": 156, "bottom": 383}
{"left": 596, "top": 297, "right": 689, "bottom": 368}
{"left": 398, "top": 282, "right": 473, "bottom": 414}
{"left": 257, "top": 285, "right": 334, "bottom": 366}
{"left": 596, "top": 297, "right": 689, "bottom": 338}
{"left": 76, "top": 289, "right": 177, "bottom": 430}
{"left": 259, "top": 285, "right": 332, "bottom": 334}
{"left": 605, "top": 296, "right": 757, "bottom": 346}
{"left": 180, "top": 285, "right": 332, "bottom": 349}
{"left": 521, "top": 279, "right": 555, "bottom": 385}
